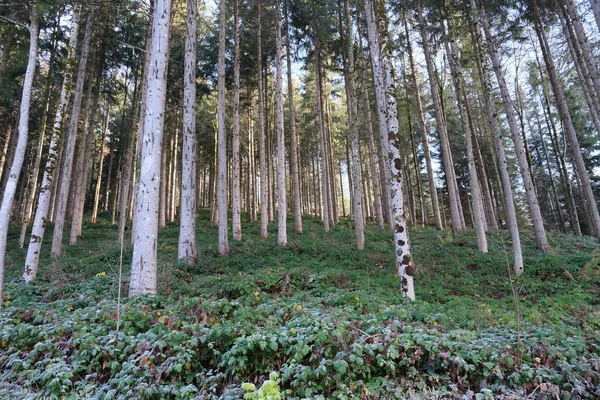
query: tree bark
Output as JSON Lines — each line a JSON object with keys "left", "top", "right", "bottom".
{"left": 178, "top": 0, "right": 198, "bottom": 262}
{"left": 91, "top": 104, "right": 109, "bottom": 223}
{"left": 0, "top": 5, "right": 39, "bottom": 305}
{"left": 275, "top": 0, "right": 288, "bottom": 245}
{"left": 479, "top": 4, "right": 549, "bottom": 252}
{"left": 216, "top": 0, "right": 229, "bottom": 256}
{"left": 258, "top": 0, "right": 268, "bottom": 239}
{"left": 315, "top": 50, "right": 330, "bottom": 233}
{"left": 51, "top": 7, "right": 95, "bottom": 258}
{"left": 24, "top": 9, "right": 80, "bottom": 283}
{"left": 129, "top": 0, "right": 173, "bottom": 296}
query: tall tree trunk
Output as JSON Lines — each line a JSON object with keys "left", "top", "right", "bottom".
{"left": 417, "top": 0, "right": 465, "bottom": 233}
{"left": 51, "top": 8, "right": 95, "bottom": 258}
{"left": 285, "top": 0, "right": 302, "bottom": 234}
{"left": 178, "top": 0, "right": 197, "bottom": 262}
{"left": 365, "top": 0, "right": 415, "bottom": 299}
{"left": 341, "top": 0, "right": 365, "bottom": 249}
{"left": 532, "top": 0, "right": 600, "bottom": 240}
{"left": 591, "top": 0, "right": 600, "bottom": 33}
{"left": 444, "top": 17, "right": 488, "bottom": 252}
{"left": 231, "top": 0, "right": 242, "bottom": 241}
{"left": 404, "top": 15, "right": 442, "bottom": 230}
{"left": 275, "top": 0, "right": 287, "bottom": 245}
{"left": 217, "top": 0, "right": 229, "bottom": 255}
{"left": 24, "top": 9, "right": 79, "bottom": 283}
{"left": 469, "top": 0, "right": 523, "bottom": 274}
{"left": 0, "top": 5, "right": 39, "bottom": 305}
{"left": 479, "top": 3, "right": 550, "bottom": 252}
{"left": 129, "top": 0, "right": 173, "bottom": 296}
{"left": 258, "top": 0, "right": 268, "bottom": 239}
{"left": 362, "top": 4, "right": 393, "bottom": 230}
{"left": 315, "top": 50, "right": 330, "bottom": 233}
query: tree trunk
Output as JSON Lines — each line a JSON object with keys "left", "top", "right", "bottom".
{"left": 365, "top": 0, "right": 415, "bottom": 299}
{"left": 51, "top": 7, "right": 95, "bottom": 258}
{"left": 0, "top": 6, "right": 39, "bottom": 305}
{"left": 479, "top": 4, "right": 549, "bottom": 252}
{"left": 178, "top": 0, "right": 197, "bottom": 262}
{"left": 591, "top": 0, "right": 600, "bottom": 33}
{"left": 91, "top": 104, "right": 109, "bottom": 223}
{"left": 341, "top": 0, "right": 364, "bottom": 249}
{"left": 285, "top": 0, "right": 302, "bottom": 234}
{"left": 258, "top": 0, "right": 268, "bottom": 239}
{"left": 275, "top": 1, "right": 287, "bottom": 245}
{"left": 469, "top": 0, "right": 523, "bottom": 274}
{"left": 532, "top": 0, "right": 600, "bottom": 240}
{"left": 417, "top": 0, "right": 465, "bottom": 233}
{"left": 404, "top": 16, "right": 442, "bottom": 230}
{"left": 24, "top": 9, "right": 79, "bottom": 283}
{"left": 129, "top": 0, "right": 172, "bottom": 296}
{"left": 315, "top": 50, "right": 330, "bottom": 233}
{"left": 216, "top": 0, "right": 229, "bottom": 255}
{"left": 231, "top": 0, "right": 242, "bottom": 241}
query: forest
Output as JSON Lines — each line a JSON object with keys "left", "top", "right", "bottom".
{"left": 0, "top": 0, "right": 599, "bottom": 398}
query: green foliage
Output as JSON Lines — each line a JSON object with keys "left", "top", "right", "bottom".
{"left": 1, "top": 211, "right": 600, "bottom": 398}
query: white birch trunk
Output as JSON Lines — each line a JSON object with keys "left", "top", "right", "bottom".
{"left": 0, "top": 7, "right": 39, "bottom": 305}
{"left": 178, "top": 0, "right": 197, "bottom": 262}
{"left": 129, "top": 0, "right": 172, "bottom": 296}
{"left": 51, "top": 8, "right": 95, "bottom": 258}
{"left": 216, "top": 0, "right": 229, "bottom": 256}
{"left": 315, "top": 53, "right": 330, "bottom": 233}
{"left": 365, "top": 0, "right": 415, "bottom": 299}
{"left": 480, "top": 5, "right": 550, "bottom": 253}
{"left": 275, "top": 1, "right": 287, "bottom": 245}
{"left": 24, "top": 10, "right": 79, "bottom": 283}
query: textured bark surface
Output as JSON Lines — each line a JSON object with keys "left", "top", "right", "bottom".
{"left": 480, "top": 5, "right": 549, "bottom": 253}
{"left": 0, "top": 7, "right": 39, "bottom": 305}
{"left": 365, "top": 0, "right": 415, "bottom": 299}
{"left": 258, "top": 0, "right": 268, "bottom": 239}
{"left": 275, "top": 1, "right": 287, "bottom": 245}
{"left": 129, "top": 0, "right": 172, "bottom": 296}
{"left": 315, "top": 51, "right": 330, "bottom": 233}
{"left": 232, "top": 0, "right": 242, "bottom": 242}
{"left": 51, "top": 8, "right": 95, "bottom": 258}
{"left": 24, "top": 10, "right": 79, "bottom": 283}
{"left": 216, "top": 0, "right": 229, "bottom": 256}
{"left": 178, "top": 0, "right": 197, "bottom": 262}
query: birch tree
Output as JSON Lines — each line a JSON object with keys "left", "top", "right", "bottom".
{"left": 129, "top": 0, "right": 173, "bottom": 296}
{"left": 232, "top": 0, "right": 242, "bottom": 241}
{"left": 0, "top": 3, "right": 39, "bottom": 306}
{"left": 275, "top": 0, "right": 288, "bottom": 245}
{"left": 178, "top": 0, "right": 197, "bottom": 262}
{"left": 258, "top": 0, "right": 269, "bottom": 239}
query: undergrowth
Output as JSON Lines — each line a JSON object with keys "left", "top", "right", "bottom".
{"left": 1, "top": 210, "right": 599, "bottom": 399}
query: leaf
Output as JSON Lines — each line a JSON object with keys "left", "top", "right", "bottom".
{"left": 334, "top": 359, "right": 348, "bottom": 374}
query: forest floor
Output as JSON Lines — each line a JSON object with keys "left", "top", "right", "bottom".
{"left": 1, "top": 210, "right": 599, "bottom": 399}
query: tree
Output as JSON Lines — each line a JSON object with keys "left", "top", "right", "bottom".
{"left": 178, "top": 0, "right": 198, "bottom": 262}
{"left": 129, "top": 0, "right": 173, "bottom": 296}
{"left": 275, "top": 0, "right": 288, "bottom": 245}
{"left": 0, "top": 2, "right": 39, "bottom": 306}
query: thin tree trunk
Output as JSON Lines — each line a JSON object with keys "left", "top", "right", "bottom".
{"left": 51, "top": 8, "right": 95, "bottom": 258}
{"left": 470, "top": 0, "right": 523, "bottom": 274}
{"left": 258, "top": 1, "right": 268, "bottom": 239}
{"left": 591, "top": 0, "right": 600, "bottom": 33}
{"left": 480, "top": 3, "right": 549, "bottom": 252}
{"left": 532, "top": 0, "right": 600, "bottom": 239}
{"left": 417, "top": 0, "right": 465, "bottom": 233}
{"left": 285, "top": 0, "right": 302, "bottom": 234}
{"left": 24, "top": 9, "right": 79, "bottom": 283}
{"left": 129, "top": 0, "right": 173, "bottom": 296}
{"left": 315, "top": 50, "right": 330, "bottom": 233}
{"left": 217, "top": 0, "right": 229, "bottom": 255}
{"left": 275, "top": 0, "right": 287, "bottom": 245}
{"left": 91, "top": 104, "right": 109, "bottom": 223}
{"left": 341, "top": 0, "right": 364, "bottom": 249}
{"left": 0, "top": 6, "right": 39, "bottom": 305}
{"left": 231, "top": 0, "right": 242, "bottom": 241}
